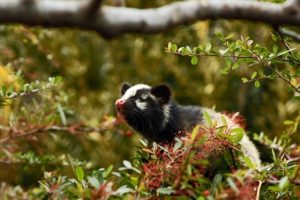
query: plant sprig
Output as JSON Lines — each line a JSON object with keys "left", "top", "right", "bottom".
{"left": 166, "top": 33, "right": 300, "bottom": 93}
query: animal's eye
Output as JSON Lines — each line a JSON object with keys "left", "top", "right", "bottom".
{"left": 140, "top": 93, "right": 148, "bottom": 100}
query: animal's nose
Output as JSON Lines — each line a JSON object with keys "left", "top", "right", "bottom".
{"left": 115, "top": 99, "right": 125, "bottom": 110}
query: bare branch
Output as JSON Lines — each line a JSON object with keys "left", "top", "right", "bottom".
{"left": 0, "top": 0, "right": 299, "bottom": 38}
{"left": 277, "top": 27, "right": 300, "bottom": 42}
{"left": 266, "top": 179, "right": 300, "bottom": 185}
{"left": 256, "top": 180, "right": 263, "bottom": 200}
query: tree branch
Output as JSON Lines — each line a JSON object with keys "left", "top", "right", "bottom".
{"left": 277, "top": 27, "right": 300, "bottom": 42}
{"left": 0, "top": 0, "right": 299, "bottom": 38}
{"left": 0, "top": 124, "right": 106, "bottom": 144}
{"left": 86, "top": 0, "right": 103, "bottom": 17}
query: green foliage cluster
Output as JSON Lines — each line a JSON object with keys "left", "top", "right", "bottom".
{"left": 167, "top": 33, "right": 300, "bottom": 91}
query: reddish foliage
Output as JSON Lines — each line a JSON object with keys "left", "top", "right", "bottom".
{"left": 221, "top": 179, "right": 258, "bottom": 200}
{"left": 223, "top": 112, "right": 246, "bottom": 128}
{"left": 91, "top": 182, "right": 114, "bottom": 200}
{"left": 141, "top": 128, "right": 232, "bottom": 193}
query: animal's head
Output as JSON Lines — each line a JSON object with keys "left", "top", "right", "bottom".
{"left": 115, "top": 82, "right": 172, "bottom": 138}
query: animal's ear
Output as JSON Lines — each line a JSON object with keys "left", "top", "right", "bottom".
{"left": 151, "top": 84, "right": 171, "bottom": 104}
{"left": 121, "top": 82, "right": 131, "bottom": 95}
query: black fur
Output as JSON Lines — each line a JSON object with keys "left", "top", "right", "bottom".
{"left": 121, "top": 82, "right": 131, "bottom": 95}
{"left": 117, "top": 83, "right": 203, "bottom": 143}
{"left": 150, "top": 85, "right": 171, "bottom": 105}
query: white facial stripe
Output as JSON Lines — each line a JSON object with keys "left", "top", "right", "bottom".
{"left": 161, "top": 104, "right": 170, "bottom": 128}
{"left": 121, "top": 84, "right": 151, "bottom": 100}
{"left": 135, "top": 99, "right": 147, "bottom": 110}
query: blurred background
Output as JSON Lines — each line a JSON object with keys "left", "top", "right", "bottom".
{"left": 0, "top": 0, "right": 299, "bottom": 189}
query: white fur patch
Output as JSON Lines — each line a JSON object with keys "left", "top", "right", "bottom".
{"left": 121, "top": 84, "right": 151, "bottom": 100}
{"left": 161, "top": 104, "right": 170, "bottom": 128}
{"left": 201, "top": 108, "right": 261, "bottom": 168}
{"left": 135, "top": 99, "right": 147, "bottom": 110}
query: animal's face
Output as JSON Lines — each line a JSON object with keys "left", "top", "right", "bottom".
{"left": 115, "top": 82, "right": 171, "bottom": 135}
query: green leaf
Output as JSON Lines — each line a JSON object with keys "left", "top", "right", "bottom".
{"left": 229, "top": 128, "right": 244, "bottom": 144}
{"left": 251, "top": 71, "right": 257, "bottom": 80}
{"left": 279, "top": 176, "right": 289, "bottom": 192}
{"left": 284, "top": 120, "right": 294, "bottom": 125}
{"left": 258, "top": 69, "right": 265, "bottom": 77}
{"left": 225, "top": 58, "right": 232, "bottom": 67}
{"left": 241, "top": 77, "right": 248, "bottom": 83}
{"left": 88, "top": 176, "right": 100, "bottom": 188}
{"left": 191, "top": 56, "right": 198, "bottom": 65}
{"left": 167, "top": 42, "right": 172, "bottom": 51}
{"left": 191, "top": 124, "right": 200, "bottom": 141}
{"left": 1, "top": 85, "right": 7, "bottom": 96}
{"left": 243, "top": 156, "right": 255, "bottom": 169}
{"left": 187, "top": 164, "right": 192, "bottom": 175}
{"left": 197, "top": 133, "right": 208, "bottom": 146}
{"left": 219, "top": 48, "right": 228, "bottom": 56}
{"left": 221, "top": 115, "right": 228, "bottom": 127}
{"left": 277, "top": 48, "right": 295, "bottom": 57}
{"left": 271, "top": 33, "right": 278, "bottom": 42}
{"left": 232, "top": 63, "right": 239, "bottom": 70}
{"left": 156, "top": 187, "right": 175, "bottom": 195}
{"left": 54, "top": 76, "right": 63, "bottom": 84}
{"left": 171, "top": 44, "right": 177, "bottom": 52}
{"left": 186, "top": 46, "right": 192, "bottom": 53}
{"left": 247, "top": 40, "right": 253, "bottom": 46}
{"left": 103, "top": 165, "right": 113, "bottom": 178}
{"left": 212, "top": 174, "right": 222, "bottom": 187}
{"left": 57, "top": 104, "right": 67, "bottom": 126}
{"left": 205, "top": 43, "right": 212, "bottom": 52}
{"left": 226, "top": 177, "right": 239, "bottom": 194}
{"left": 268, "top": 185, "right": 280, "bottom": 192}
{"left": 254, "top": 80, "right": 260, "bottom": 88}
{"left": 225, "top": 34, "right": 234, "bottom": 40}
{"left": 123, "top": 160, "right": 132, "bottom": 169}
{"left": 203, "top": 111, "right": 212, "bottom": 127}
{"left": 272, "top": 44, "right": 278, "bottom": 53}
{"left": 115, "top": 185, "right": 134, "bottom": 195}
{"left": 179, "top": 47, "right": 188, "bottom": 55}
{"left": 75, "top": 167, "right": 84, "bottom": 181}
{"left": 271, "top": 148, "right": 276, "bottom": 161}
{"left": 173, "top": 138, "right": 183, "bottom": 152}
{"left": 220, "top": 67, "right": 230, "bottom": 75}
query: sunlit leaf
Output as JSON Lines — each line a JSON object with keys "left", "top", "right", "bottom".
{"left": 191, "top": 56, "right": 198, "bottom": 65}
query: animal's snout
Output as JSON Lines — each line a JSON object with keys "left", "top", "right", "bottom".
{"left": 115, "top": 99, "right": 125, "bottom": 111}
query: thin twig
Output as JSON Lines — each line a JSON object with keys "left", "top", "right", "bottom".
{"left": 267, "top": 64, "right": 300, "bottom": 93}
{"left": 0, "top": 124, "right": 107, "bottom": 144}
{"left": 0, "top": 84, "right": 54, "bottom": 103}
{"left": 266, "top": 179, "right": 300, "bottom": 185}
{"left": 165, "top": 49, "right": 290, "bottom": 62}
{"left": 0, "top": 160, "right": 68, "bottom": 167}
{"left": 277, "top": 27, "right": 300, "bottom": 42}
{"left": 256, "top": 180, "right": 263, "bottom": 200}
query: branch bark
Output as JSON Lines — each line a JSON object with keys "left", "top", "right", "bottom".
{"left": 0, "top": 0, "right": 299, "bottom": 38}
